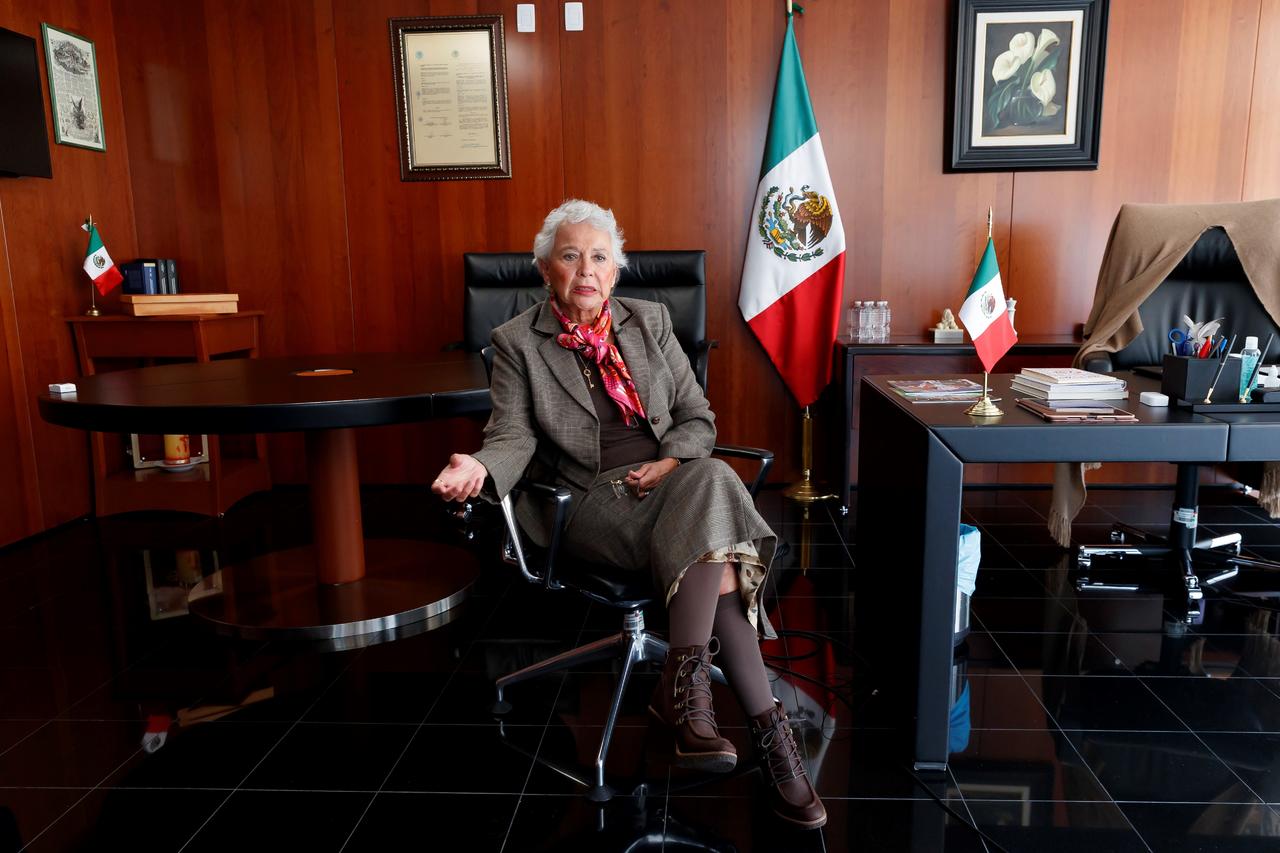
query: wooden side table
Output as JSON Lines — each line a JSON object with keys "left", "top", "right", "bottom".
{"left": 67, "top": 313, "right": 272, "bottom": 517}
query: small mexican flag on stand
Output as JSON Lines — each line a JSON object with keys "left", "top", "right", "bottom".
{"left": 82, "top": 221, "right": 122, "bottom": 296}
{"left": 959, "top": 233, "right": 1016, "bottom": 374}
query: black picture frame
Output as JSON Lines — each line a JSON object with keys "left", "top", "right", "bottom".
{"left": 947, "top": 0, "right": 1109, "bottom": 171}
{"left": 389, "top": 14, "right": 511, "bottom": 182}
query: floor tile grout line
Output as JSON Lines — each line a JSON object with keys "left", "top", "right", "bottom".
{"left": 1129, "top": 674, "right": 1273, "bottom": 807}
{"left": 176, "top": 645, "right": 367, "bottom": 852}
{"left": 0, "top": 640, "right": 173, "bottom": 762}
{"left": 659, "top": 765, "right": 670, "bottom": 853}
{"left": 975, "top": 625, "right": 1155, "bottom": 853}
{"left": 338, "top": 574, "right": 516, "bottom": 852}
{"left": 18, "top": 746, "right": 144, "bottom": 852}
{"left": 499, "top": 597, "right": 596, "bottom": 852}
{"left": 945, "top": 765, "right": 992, "bottom": 853}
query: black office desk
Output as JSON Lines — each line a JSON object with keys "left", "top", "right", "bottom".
{"left": 1203, "top": 411, "right": 1280, "bottom": 461}
{"left": 855, "top": 373, "right": 1228, "bottom": 772}
{"left": 831, "top": 335, "right": 1080, "bottom": 509}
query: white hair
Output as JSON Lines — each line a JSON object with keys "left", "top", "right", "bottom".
{"left": 531, "top": 199, "right": 629, "bottom": 269}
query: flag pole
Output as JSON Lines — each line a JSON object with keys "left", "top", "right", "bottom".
{"left": 965, "top": 207, "right": 1002, "bottom": 417}
{"left": 84, "top": 214, "right": 101, "bottom": 317}
{"left": 783, "top": 405, "right": 837, "bottom": 505}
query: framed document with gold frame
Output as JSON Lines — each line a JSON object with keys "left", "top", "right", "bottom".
{"left": 389, "top": 15, "right": 511, "bottom": 181}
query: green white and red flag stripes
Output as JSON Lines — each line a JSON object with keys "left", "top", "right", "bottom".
{"left": 738, "top": 11, "right": 846, "bottom": 408}
{"left": 959, "top": 237, "right": 1017, "bottom": 374}
{"left": 82, "top": 223, "right": 122, "bottom": 296}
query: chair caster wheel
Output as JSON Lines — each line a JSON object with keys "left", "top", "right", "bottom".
{"left": 1110, "top": 530, "right": 1126, "bottom": 543}
{"left": 587, "top": 783, "right": 616, "bottom": 803}
{"left": 491, "top": 699, "right": 512, "bottom": 715}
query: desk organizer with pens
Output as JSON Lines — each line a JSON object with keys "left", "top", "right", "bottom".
{"left": 1162, "top": 354, "right": 1239, "bottom": 404}
{"left": 1162, "top": 354, "right": 1280, "bottom": 410}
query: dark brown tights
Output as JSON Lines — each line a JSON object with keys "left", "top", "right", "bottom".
{"left": 667, "top": 562, "right": 776, "bottom": 717}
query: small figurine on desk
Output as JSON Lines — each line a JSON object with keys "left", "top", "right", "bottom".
{"left": 1006, "top": 297, "right": 1017, "bottom": 334}
{"left": 933, "top": 308, "right": 965, "bottom": 343}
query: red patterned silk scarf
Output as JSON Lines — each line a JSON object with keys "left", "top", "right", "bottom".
{"left": 549, "top": 298, "right": 647, "bottom": 426}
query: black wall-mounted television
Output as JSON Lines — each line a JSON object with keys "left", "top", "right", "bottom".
{"left": 0, "top": 26, "right": 53, "bottom": 179}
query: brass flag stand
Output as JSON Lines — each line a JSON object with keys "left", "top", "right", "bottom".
{"left": 783, "top": 406, "right": 836, "bottom": 505}
{"left": 83, "top": 214, "right": 101, "bottom": 317}
{"left": 965, "top": 208, "right": 1003, "bottom": 418}
{"left": 965, "top": 372, "right": 1003, "bottom": 418}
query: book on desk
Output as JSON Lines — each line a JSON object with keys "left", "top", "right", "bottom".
{"left": 1011, "top": 366, "right": 1129, "bottom": 401}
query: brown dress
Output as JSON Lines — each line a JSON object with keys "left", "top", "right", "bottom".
{"left": 558, "top": 345, "right": 778, "bottom": 638}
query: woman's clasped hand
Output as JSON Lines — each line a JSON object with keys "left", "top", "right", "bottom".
{"left": 624, "top": 457, "right": 679, "bottom": 498}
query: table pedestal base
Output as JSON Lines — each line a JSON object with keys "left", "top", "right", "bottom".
{"left": 188, "top": 539, "right": 475, "bottom": 642}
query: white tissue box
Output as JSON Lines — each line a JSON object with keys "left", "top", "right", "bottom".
{"left": 48, "top": 382, "right": 76, "bottom": 395}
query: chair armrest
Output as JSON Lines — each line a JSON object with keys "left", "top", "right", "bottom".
{"left": 712, "top": 443, "right": 774, "bottom": 498}
{"left": 692, "top": 339, "right": 717, "bottom": 392}
{"left": 500, "top": 478, "right": 573, "bottom": 589}
{"left": 1082, "top": 354, "right": 1114, "bottom": 374}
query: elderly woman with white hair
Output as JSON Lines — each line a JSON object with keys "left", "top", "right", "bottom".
{"left": 433, "top": 199, "right": 825, "bottom": 828}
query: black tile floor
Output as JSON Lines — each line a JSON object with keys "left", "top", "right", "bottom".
{"left": 3, "top": 485, "right": 1280, "bottom": 851}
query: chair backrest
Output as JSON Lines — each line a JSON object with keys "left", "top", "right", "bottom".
{"left": 463, "top": 251, "right": 709, "bottom": 384}
{"left": 1107, "top": 227, "right": 1280, "bottom": 370}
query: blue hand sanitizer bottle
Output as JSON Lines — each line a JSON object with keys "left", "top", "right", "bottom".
{"left": 1238, "top": 336, "right": 1261, "bottom": 402}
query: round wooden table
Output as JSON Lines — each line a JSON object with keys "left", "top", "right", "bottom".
{"left": 39, "top": 351, "right": 490, "bottom": 641}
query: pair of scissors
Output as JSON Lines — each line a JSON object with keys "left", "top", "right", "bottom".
{"left": 1168, "top": 328, "right": 1188, "bottom": 356}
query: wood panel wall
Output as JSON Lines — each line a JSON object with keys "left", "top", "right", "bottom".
{"left": 0, "top": 0, "right": 139, "bottom": 542}
{"left": 1, "top": 0, "right": 1278, "bottom": 544}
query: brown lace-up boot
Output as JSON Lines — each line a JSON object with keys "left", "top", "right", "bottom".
{"left": 749, "top": 700, "right": 827, "bottom": 829}
{"left": 648, "top": 639, "right": 737, "bottom": 772}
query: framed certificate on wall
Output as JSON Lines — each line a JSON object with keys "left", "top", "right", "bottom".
{"left": 41, "top": 22, "right": 106, "bottom": 151}
{"left": 389, "top": 15, "right": 512, "bottom": 181}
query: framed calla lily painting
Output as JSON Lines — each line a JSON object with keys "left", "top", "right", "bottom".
{"left": 948, "top": 0, "right": 1109, "bottom": 171}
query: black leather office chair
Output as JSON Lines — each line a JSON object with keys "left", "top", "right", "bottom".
{"left": 462, "top": 250, "right": 774, "bottom": 802}
{"left": 463, "top": 251, "right": 716, "bottom": 389}
{"left": 1076, "top": 227, "right": 1280, "bottom": 623}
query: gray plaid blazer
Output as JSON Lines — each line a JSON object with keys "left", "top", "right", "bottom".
{"left": 472, "top": 296, "right": 716, "bottom": 542}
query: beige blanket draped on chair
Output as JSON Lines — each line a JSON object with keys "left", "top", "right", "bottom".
{"left": 1049, "top": 199, "right": 1280, "bottom": 547}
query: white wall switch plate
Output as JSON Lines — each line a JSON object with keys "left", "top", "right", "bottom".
{"left": 564, "top": 2, "right": 584, "bottom": 31}
{"left": 516, "top": 4, "right": 535, "bottom": 32}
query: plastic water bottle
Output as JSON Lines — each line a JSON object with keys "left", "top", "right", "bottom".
{"left": 859, "top": 300, "right": 873, "bottom": 341}
{"left": 848, "top": 301, "right": 863, "bottom": 340}
{"left": 1239, "top": 335, "right": 1262, "bottom": 401}
{"left": 880, "top": 300, "right": 892, "bottom": 338}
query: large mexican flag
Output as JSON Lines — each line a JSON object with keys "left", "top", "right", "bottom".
{"left": 959, "top": 237, "right": 1017, "bottom": 373}
{"left": 738, "top": 11, "right": 846, "bottom": 408}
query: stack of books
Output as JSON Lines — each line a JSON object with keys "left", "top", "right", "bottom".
{"left": 1011, "top": 367, "right": 1128, "bottom": 401}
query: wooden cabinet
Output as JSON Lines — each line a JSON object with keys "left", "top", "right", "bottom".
{"left": 68, "top": 313, "right": 271, "bottom": 517}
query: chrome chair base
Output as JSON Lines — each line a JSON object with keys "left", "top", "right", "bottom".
{"left": 1077, "top": 523, "right": 1280, "bottom": 625}
{"left": 492, "top": 608, "right": 727, "bottom": 802}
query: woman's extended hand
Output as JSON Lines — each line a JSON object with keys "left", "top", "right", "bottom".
{"left": 432, "top": 453, "right": 487, "bottom": 502}
{"left": 624, "top": 458, "right": 680, "bottom": 499}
